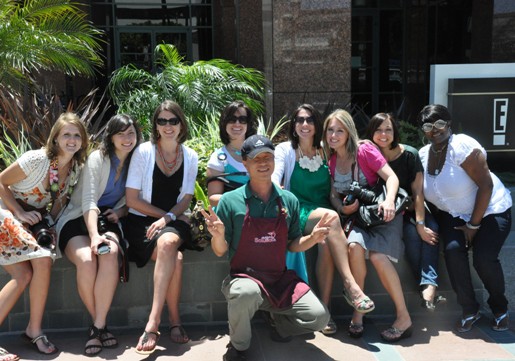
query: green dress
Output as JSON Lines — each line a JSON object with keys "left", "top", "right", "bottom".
{"left": 286, "top": 161, "right": 331, "bottom": 283}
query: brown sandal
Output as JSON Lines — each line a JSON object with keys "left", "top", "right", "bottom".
{"left": 170, "top": 325, "right": 190, "bottom": 344}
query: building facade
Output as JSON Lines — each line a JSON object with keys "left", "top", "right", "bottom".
{"left": 80, "top": 0, "right": 515, "bottom": 124}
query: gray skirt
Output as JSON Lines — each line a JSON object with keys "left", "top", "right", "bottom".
{"left": 347, "top": 213, "right": 404, "bottom": 262}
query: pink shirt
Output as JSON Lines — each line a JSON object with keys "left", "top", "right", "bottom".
{"left": 329, "top": 142, "right": 386, "bottom": 186}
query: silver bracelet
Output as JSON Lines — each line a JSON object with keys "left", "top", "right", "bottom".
{"left": 465, "top": 222, "right": 481, "bottom": 230}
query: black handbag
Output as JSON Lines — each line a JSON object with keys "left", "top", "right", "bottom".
{"left": 356, "top": 183, "right": 410, "bottom": 228}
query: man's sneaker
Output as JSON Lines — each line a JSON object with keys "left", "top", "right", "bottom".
{"left": 223, "top": 342, "right": 246, "bottom": 361}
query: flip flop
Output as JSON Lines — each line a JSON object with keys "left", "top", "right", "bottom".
{"left": 135, "top": 330, "right": 160, "bottom": 355}
{"left": 21, "top": 333, "right": 58, "bottom": 355}
{"left": 0, "top": 347, "right": 19, "bottom": 361}
{"left": 170, "top": 325, "right": 190, "bottom": 344}
{"left": 380, "top": 325, "right": 413, "bottom": 342}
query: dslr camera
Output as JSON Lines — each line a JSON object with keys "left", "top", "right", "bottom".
{"left": 97, "top": 214, "right": 109, "bottom": 234}
{"left": 30, "top": 219, "right": 55, "bottom": 249}
{"left": 344, "top": 181, "right": 376, "bottom": 206}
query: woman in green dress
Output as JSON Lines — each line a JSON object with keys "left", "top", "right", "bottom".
{"left": 272, "top": 104, "right": 374, "bottom": 335}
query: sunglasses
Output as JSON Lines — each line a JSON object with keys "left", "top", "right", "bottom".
{"left": 227, "top": 115, "right": 248, "bottom": 124}
{"left": 156, "top": 117, "right": 180, "bottom": 126}
{"left": 421, "top": 119, "right": 448, "bottom": 132}
{"left": 295, "top": 116, "right": 315, "bottom": 125}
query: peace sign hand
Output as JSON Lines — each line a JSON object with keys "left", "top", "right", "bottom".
{"left": 200, "top": 206, "right": 225, "bottom": 239}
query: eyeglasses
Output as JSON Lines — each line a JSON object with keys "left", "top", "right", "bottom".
{"left": 227, "top": 115, "right": 248, "bottom": 124}
{"left": 421, "top": 119, "right": 448, "bottom": 132}
{"left": 294, "top": 116, "right": 315, "bottom": 125}
{"left": 156, "top": 117, "right": 180, "bottom": 126}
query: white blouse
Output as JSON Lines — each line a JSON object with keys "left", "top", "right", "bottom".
{"left": 420, "top": 134, "right": 512, "bottom": 221}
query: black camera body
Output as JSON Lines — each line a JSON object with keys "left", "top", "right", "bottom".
{"left": 346, "top": 181, "right": 376, "bottom": 205}
{"left": 30, "top": 219, "right": 55, "bottom": 248}
{"left": 97, "top": 214, "right": 109, "bottom": 234}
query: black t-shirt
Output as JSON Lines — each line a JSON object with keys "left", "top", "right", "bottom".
{"left": 388, "top": 144, "right": 423, "bottom": 195}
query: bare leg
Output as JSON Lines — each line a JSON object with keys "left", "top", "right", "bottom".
{"left": 166, "top": 252, "right": 189, "bottom": 343}
{"left": 305, "top": 208, "right": 369, "bottom": 301}
{"left": 136, "top": 233, "right": 182, "bottom": 353}
{"left": 348, "top": 243, "right": 367, "bottom": 326}
{"left": 65, "top": 235, "right": 97, "bottom": 318}
{"left": 26, "top": 256, "right": 57, "bottom": 354}
{"left": 93, "top": 233, "right": 120, "bottom": 347}
{"left": 0, "top": 262, "right": 32, "bottom": 324}
{"left": 316, "top": 241, "right": 334, "bottom": 306}
{"left": 369, "top": 252, "right": 412, "bottom": 330}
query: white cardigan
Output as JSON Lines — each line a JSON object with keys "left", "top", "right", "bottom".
{"left": 55, "top": 150, "right": 126, "bottom": 258}
{"left": 271, "top": 141, "right": 296, "bottom": 190}
{"left": 126, "top": 141, "right": 198, "bottom": 217}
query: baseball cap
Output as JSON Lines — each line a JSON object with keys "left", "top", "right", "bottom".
{"left": 241, "top": 134, "right": 275, "bottom": 159}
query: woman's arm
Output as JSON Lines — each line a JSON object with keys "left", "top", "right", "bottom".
{"left": 206, "top": 167, "right": 225, "bottom": 207}
{"left": 376, "top": 163, "right": 399, "bottom": 222}
{"left": 0, "top": 162, "right": 42, "bottom": 225}
{"left": 457, "top": 148, "right": 493, "bottom": 243}
{"left": 411, "top": 172, "right": 438, "bottom": 243}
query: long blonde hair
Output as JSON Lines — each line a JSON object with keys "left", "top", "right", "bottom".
{"left": 322, "top": 109, "right": 359, "bottom": 160}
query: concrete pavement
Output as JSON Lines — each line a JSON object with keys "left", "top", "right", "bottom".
{"left": 1, "top": 310, "right": 514, "bottom": 361}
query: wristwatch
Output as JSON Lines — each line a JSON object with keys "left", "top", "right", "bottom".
{"left": 166, "top": 212, "right": 177, "bottom": 222}
{"left": 416, "top": 220, "right": 425, "bottom": 226}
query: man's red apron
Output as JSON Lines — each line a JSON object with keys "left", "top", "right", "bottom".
{"left": 230, "top": 198, "right": 310, "bottom": 309}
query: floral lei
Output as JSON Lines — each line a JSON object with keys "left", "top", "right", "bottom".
{"left": 48, "top": 157, "right": 79, "bottom": 207}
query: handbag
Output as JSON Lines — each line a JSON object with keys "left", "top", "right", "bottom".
{"left": 356, "top": 183, "right": 410, "bottom": 228}
{"left": 342, "top": 161, "right": 410, "bottom": 232}
{"left": 189, "top": 201, "right": 212, "bottom": 251}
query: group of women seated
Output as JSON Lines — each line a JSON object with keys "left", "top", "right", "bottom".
{"left": 0, "top": 101, "right": 511, "bottom": 360}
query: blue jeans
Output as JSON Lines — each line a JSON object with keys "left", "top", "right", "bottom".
{"left": 436, "top": 208, "right": 511, "bottom": 316}
{"left": 403, "top": 212, "right": 440, "bottom": 287}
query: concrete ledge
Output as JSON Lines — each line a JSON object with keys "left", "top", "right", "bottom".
{"left": 1, "top": 188, "right": 514, "bottom": 333}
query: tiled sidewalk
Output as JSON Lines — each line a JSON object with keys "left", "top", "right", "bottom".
{"left": 1, "top": 311, "right": 514, "bottom": 361}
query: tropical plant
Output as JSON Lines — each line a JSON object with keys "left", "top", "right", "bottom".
{"left": 0, "top": 0, "right": 104, "bottom": 93}
{"left": 0, "top": 87, "right": 111, "bottom": 169}
{"left": 108, "top": 43, "right": 266, "bottom": 133}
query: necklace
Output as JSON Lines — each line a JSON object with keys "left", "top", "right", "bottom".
{"left": 431, "top": 144, "right": 448, "bottom": 175}
{"left": 430, "top": 143, "right": 448, "bottom": 155}
{"left": 158, "top": 143, "right": 181, "bottom": 172}
{"left": 228, "top": 144, "right": 242, "bottom": 156}
{"left": 298, "top": 147, "right": 323, "bottom": 172}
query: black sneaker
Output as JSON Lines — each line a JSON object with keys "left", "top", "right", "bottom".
{"left": 223, "top": 342, "right": 246, "bottom": 361}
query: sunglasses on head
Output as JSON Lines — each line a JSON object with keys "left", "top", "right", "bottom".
{"left": 156, "top": 117, "right": 180, "bottom": 126}
{"left": 421, "top": 119, "right": 448, "bottom": 132}
{"left": 294, "top": 116, "right": 315, "bottom": 125}
{"left": 227, "top": 115, "right": 248, "bottom": 124}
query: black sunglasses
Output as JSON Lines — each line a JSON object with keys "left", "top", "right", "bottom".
{"left": 295, "top": 116, "right": 315, "bottom": 124}
{"left": 227, "top": 115, "right": 248, "bottom": 124}
{"left": 156, "top": 117, "right": 180, "bottom": 126}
